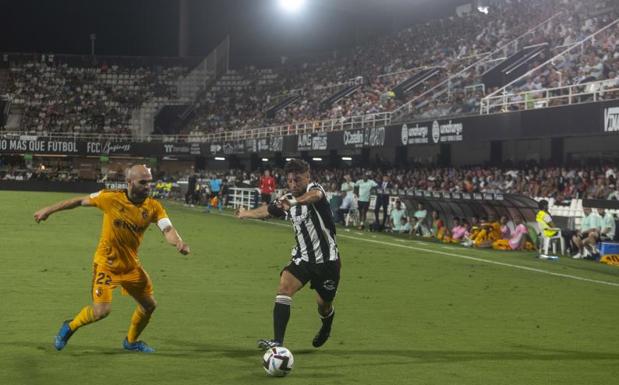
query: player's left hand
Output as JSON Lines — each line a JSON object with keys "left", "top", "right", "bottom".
{"left": 279, "top": 194, "right": 297, "bottom": 211}
{"left": 279, "top": 198, "right": 291, "bottom": 211}
{"left": 177, "top": 241, "right": 191, "bottom": 255}
{"left": 33, "top": 208, "right": 50, "bottom": 223}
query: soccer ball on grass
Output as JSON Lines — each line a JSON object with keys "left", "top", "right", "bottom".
{"left": 262, "top": 346, "right": 294, "bottom": 377}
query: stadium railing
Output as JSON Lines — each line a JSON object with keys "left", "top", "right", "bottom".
{"left": 1, "top": 111, "right": 392, "bottom": 143}
{"left": 390, "top": 10, "right": 566, "bottom": 122}
{"left": 479, "top": 79, "right": 619, "bottom": 113}
{"left": 228, "top": 187, "right": 260, "bottom": 210}
{"left": 480, "top": 17, "right": 619, "bottom": 114}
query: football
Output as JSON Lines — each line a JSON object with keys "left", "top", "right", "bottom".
{"left": 262, "top": 347, "right": 294, "bottom": 377}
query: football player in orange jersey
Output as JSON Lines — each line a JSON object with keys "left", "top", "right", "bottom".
{"left": 34, "top": 165, "right": 190, "bottom": 353}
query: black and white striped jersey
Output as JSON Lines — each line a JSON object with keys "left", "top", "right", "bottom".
{"left": 269, "top": 182, "right": 339, "bottom": 264}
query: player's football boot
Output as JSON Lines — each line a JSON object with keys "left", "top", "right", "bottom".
{"left": 257, "top": 339, "right": 281, "bottom": 350}
{"left": 312, "top": 327, "right": 331, "bottom": 348}
{"left": 54, "top": 320, "right": 75, "bottom": 351}
{"left": 123, "top": 337, "right": 155, "bottom": 353}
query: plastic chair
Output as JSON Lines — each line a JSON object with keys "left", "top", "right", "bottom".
{"left": 540, "top": 227, "right": 565, "bottom": 256}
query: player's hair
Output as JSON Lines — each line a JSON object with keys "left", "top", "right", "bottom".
{"left": 284, "top": 159, "right": 309, "bottom": 175}
{"left": 538, "top": 199, "right": 548, "bottom": 210}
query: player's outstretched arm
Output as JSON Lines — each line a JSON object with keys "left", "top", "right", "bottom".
{"left": 280, "top": 190, "right": 323, "bottom": 210}
{"left": 33, "top": 195, "right": 94, "bottom": 223}
{"left": 161, "top": 225, "right": 191, "bottom": 255}
{"left": 236, "top": 204, "right": 270, "bottom": 220}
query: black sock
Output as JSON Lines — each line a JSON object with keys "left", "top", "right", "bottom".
{"left": 273, "top": 295, "right": 292, "bottom": 344}
{"left": 320, "top": 308, "right": 335, "bottom": 332}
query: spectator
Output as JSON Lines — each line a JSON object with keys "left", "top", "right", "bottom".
{"left": 389, "top": 200, "right": 407, "bottom": 232}
{"left": 373, "top": 174, "right": 392, "bottom": 230}
{"left": 430, "top": 210, "right": 445, "bottom": 241}
{"left": 207, "top": 175, "right": 223, "bottom": 213}
{"left": 355, "top": 172, "right": 378, "bottom": 230}
{"left": 339, "top": 174, "right": 355, "bottom": 212}
{"left": 185, "top": 174, "right": 198, "bottom": 206}
{"left": 411, "top": 203, "right": 429, "bottom": 236}
{"left": 444, "top": 217, "right": 468, "bottom": 243}
{"left": 598, "top": 208, "right": 616, "bottom": 241}
{"left": 492, "top": 218, "right": 533, "bottom": 251}
{"left": 259, "top": 169, "right": 276, "bottom": 206}
{"left": 572, "top": 207, "right": 602, "bottom": 258}
{"left": 399, "top": 216, "right": 412, "bottom": 234}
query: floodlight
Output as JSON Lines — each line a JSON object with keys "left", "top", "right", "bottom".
{"left": 279, "top": 0, "right": 305, "bottom": 13}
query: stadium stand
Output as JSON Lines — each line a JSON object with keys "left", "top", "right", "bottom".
{"left": 2, "top": 54, "right": 195, "bottom": 137}
{"left": 180, "top": 0, "right": 618, "bottom": 136}
{"left": 1, "top": 0, "right": 616, "bottom": 141}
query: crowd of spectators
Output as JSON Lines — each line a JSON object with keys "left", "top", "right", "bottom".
{"left": 1, "top": 167, "right": 82, "bottom": 182}
{"left": 169, "top": 162, "right": 618, "bottom": 257}
{"left": 5, "top": 54, "right": 188, "bottom": 137}
{"left": 166, "top": 163, "right": 619, "bottom": 204}
{"left": 4, "top": 157, "right": 619, "bottom": 205}
{"left": 186, "top": 0, "right": 618, "bottom": 136}
{"left": 2, "top": 0, "right": 616, "bottom": 139}
{"left": 5, "top": 158, "right": 618, "bottom": 257}
{"left": 483, "top": 5, "right": 619, "bottom": 113}
{"left": 186, "top": 0, "right": 578, "bottom": 136}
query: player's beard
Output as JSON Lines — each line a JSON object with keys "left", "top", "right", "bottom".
{"left": 129, "top": 186, "right": 149, "bottom": 202}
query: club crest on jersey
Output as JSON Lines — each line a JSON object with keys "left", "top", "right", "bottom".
{"left": 141, "top": 210, "right": 148, "bottom": 219}
{"left": 323, "top": 280, "right": 337, "bottom": 291}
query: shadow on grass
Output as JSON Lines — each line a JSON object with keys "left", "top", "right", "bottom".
{"left": 4, "top": 340, "right": 619, "bottom": 366}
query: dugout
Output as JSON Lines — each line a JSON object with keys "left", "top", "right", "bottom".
{"left": 395, "top": 190, "right": 538, "bottom": 229}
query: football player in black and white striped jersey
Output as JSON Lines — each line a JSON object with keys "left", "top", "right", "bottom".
{"left": 236, "top": 159, "right": 341, "bottom": 350}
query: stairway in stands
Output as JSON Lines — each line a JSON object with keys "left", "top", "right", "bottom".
{"left": 0, "top": 68, "right": 10, "bottom": 93}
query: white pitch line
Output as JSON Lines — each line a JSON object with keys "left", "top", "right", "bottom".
{"left": 201, "top": 209, "right": 619, "bottom": 288}
{"left": 336, "top": 235, "right": 619, "bottom": 288}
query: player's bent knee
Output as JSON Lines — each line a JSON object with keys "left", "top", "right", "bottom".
{"left": 138, "top": 297, "right": 157, "bottom": 314}
{"left": 317, "top": 303, "right": 332, "bottom": 316}
{"left": 93, "top": 304, "right": 111, "bottom": 320}
{"left": 144, "top": 300, "right": 157, "bottom": 314}
{"left": 277, "top": 287, "right": 296, "bottom": 297}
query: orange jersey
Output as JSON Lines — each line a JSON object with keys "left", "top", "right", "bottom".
{"left": 89, "top": 189, "right": 168, "bottom": 273}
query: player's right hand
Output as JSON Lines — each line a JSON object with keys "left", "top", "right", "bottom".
{"left": 33, "top": 208, "right": 50, "bottom": 223}
{"left": 177, "top": 241, "right": 191, "bottom": 255}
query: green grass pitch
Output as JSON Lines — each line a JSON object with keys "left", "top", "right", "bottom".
{"left": 1, "top": 190, "right": 619, "bottom": 385}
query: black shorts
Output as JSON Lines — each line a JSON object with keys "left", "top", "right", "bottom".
{"left": 282, "top": 259, "right": 341, "bottom": 303}
{"left": 261, "top": 193, "right": 272, "bottom": 204}
{"left": 358, "top": 201, "right": 369, "bottom": 211}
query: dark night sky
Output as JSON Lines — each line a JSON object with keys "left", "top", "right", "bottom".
{"left": 0, "top": 0, "right": 470, "bottom": 63}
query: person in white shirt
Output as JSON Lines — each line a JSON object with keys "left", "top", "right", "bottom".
{"left": 400, "top": 217, "right": 412, "bottom": 234}
{"left": 598, "top": 208, "right": 616, "bottom": 241}
{"left": 339, "top": 175, "right": 355, "bottom": 212}
{"left": 607, "top": 185, "right": 619, "bottom": 200}
{"left": 355, "top": 173, "right": 378, "bottom": 230}
{"left": 412, "top": 203, "right": 429, "bottom": 236}
{"left": 389, "top": 200, "right": 406, "bottom": 232}
{"left": 573, "top": 207, "right": 602, "bottom": 259}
